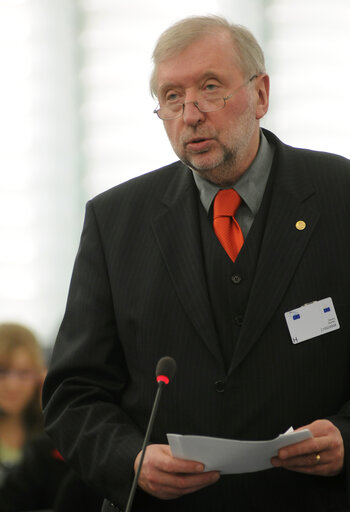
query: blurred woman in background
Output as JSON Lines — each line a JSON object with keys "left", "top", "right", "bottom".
{"left": 0, "top": 322, "right": 45, "bottom": 484}
{"left": 0, "top": 324, "right": 102, "bottom": 511}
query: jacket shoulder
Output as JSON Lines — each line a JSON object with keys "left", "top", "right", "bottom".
{"left": 92, "top": 161, "right": 186, "bottom": 205}
{"left": 263, "top": 128, "right": 350, "bottom": 186}
{"left": 264, "top": 128, "right": 350, "bottom": 169}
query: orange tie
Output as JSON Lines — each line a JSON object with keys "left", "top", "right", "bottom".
{"left": 213, "top": 189, "right": 244, "bottom": 262}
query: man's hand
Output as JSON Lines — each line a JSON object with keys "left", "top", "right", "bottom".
{"left": 271, "top": 419, "right": 344, "bottom": 476}
{"left": 134, "top": 444, "right": 220, "bottom": 500}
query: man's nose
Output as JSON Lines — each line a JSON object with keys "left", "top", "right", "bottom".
{"left": 182, "top": 101, "right": 205, "bottom": 126}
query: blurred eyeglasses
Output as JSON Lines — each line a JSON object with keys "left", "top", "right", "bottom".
{"left": 0, "top": 366, "right": 39, "bottom": 382}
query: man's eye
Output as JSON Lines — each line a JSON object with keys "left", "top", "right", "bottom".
{"left": 166, "top": 93, "right": 180, "bottom": 103}
{"left": 205, "top": 83, "right": 218, "bottom": 91}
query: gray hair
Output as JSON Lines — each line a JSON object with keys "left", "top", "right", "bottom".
{"left": 150, "top": 15, "right": 266, "bottom": 98}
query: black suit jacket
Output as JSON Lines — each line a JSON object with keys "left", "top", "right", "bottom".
{"left": 0, "top": 434, "right": 68, "bottom": 512}
{"left": 43, "top": 130, "right": 350, "bottom": 511}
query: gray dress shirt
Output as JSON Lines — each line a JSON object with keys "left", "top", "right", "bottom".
{"left": 192, "top": 131, "right": 275, "bottom": 238}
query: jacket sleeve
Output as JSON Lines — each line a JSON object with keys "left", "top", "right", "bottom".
{"left": 328, "top": 405, "right": 350, "bottom": 503}
{"left": 42, "top": 201, "right": 144, "bottom": 510}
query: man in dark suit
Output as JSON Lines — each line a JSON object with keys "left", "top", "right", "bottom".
{"left": 42, "top": 15, "right": 350, "bottom": 511}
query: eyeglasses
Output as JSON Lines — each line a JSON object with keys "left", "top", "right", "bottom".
{"left": 0, "top": 366, "right": 39, "bottom": 382}
{"left": 153, "top": 74, "right": 258, "bottom": 120}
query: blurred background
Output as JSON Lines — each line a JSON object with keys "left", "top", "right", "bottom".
{"left": 0, "top": 0, "right": 349, "bottom": 348}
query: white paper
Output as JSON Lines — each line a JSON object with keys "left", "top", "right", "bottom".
{"left": 167, "top": 428, "right": 312, "bottom": 474}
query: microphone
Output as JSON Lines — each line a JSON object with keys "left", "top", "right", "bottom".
{"left": 125, "top": 356, "right": 177, "bottom": 512}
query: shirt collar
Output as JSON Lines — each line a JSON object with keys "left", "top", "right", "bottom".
{"left": 192, "top": 130, "right": 275, "bottom": 214}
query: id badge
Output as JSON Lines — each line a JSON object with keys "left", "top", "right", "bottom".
{"left": 284, "top": 297, "right": 340, "bottom": 344}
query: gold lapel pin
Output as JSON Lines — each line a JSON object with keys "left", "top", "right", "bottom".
{"left": 295, "top": 220, "right": 306, "bottom": 231}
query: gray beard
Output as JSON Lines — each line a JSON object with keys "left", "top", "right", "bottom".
{"left": 181, "top": 146, "right": 241, "bottom": 186}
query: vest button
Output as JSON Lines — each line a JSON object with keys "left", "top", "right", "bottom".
{"left": 234, "top": 315, "right": 244, "bottom": 326}
{"left": 231, "top": 274, "right": 242, "bottom": 284}
{"left": 215, "top": 380, "right": 225, "bottom": 393}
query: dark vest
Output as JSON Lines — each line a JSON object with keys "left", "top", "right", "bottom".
{"left": 198, "top": 179, "right": 273, "bottom": 371}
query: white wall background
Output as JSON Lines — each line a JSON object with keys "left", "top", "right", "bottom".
{"left": 0, "top": 0, "right": 349, "bottom": 348}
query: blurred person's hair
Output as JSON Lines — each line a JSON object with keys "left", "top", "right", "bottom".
{"left": 150, "top": 15, "right": 266, "bottom": 98}
{"left": 0, "top": 323, "right": 45, "bottom": 438}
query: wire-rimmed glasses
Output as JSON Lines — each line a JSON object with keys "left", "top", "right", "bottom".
{"left": 153, "top": 74, "right": 258, "bottom": 120}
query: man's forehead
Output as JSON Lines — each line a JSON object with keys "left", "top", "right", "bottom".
{"left": 155, "top": 34, "right": 239, "bottom": 93}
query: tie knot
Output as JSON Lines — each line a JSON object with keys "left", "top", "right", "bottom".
{"left": 213, "top": 189, "right": 241, "bottom": 219}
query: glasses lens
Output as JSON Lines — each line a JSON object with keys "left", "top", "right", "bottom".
{"left": 196, "top": 97, "right": 225, "bottom": 113}
{"left": 155, "top": 96, "right": 227, "bottom": 119}
{"left": 157, "top": 105, "right": 182, "bottom": 120}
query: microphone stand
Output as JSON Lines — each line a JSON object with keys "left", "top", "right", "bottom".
{"left": 125, "top": 381, "right": 165, "bottom": 512}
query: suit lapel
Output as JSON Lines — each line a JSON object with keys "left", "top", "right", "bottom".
{"left": 152, "top": 166, "right": 223, "bottom": 366}
{"left": 230, "top": 136, "right": 321, "bottom": 373}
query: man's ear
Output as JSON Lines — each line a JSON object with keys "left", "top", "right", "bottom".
{"left": 255, "top": 73, "right": 270, "bottom": 120}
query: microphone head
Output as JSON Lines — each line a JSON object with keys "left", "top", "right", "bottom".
{"left": 156, "top": 356, "right": 176, "bottom": 385}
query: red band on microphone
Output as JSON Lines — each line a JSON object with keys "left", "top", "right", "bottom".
{"left": 156, "top": 375, "right": 170, "bottom": 385}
